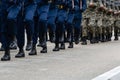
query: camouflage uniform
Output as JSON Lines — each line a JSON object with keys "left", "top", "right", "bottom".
{"left": 114, "top": 13, "right": 120, "bottom": 40}
{"left": 95, "top": 0, "right": 104, "bottom": 43}
{"left": 114, "top": 0, "right": 120, "bottom": 40}
{"left": 87, "top": 1, "right": 98, "bottom": 44}
{"left": 81, "top": 1, "right": 90, "bottom": 45}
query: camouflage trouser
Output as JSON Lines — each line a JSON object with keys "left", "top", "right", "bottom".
{"left": 101, "top": 26, "right": 106, "bottom": 35}
{"left": 105, "top": 26, "right": 112, "bottom": 40}
{"left": 88, "top": 26, "right": 96, "bottom": 38}
{"left": 82, "top": 25, "right": 88, "bottom": 37}
{"left": 114, "top": 26, "right": 120, "bottom": 37}
{"left": 106, "top": 26, "right": 112, "bottom": 35}
{"left": 95, "top": 26, "right": 101, "bottom": 37}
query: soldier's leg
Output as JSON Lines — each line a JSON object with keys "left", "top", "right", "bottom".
{"left": 56, "top": 22, "right": 65, "bottom": 50}
{"left": 26, "top": 4, "right": 36, "bottom": 52}
{"left": 47, "top": 8, "right": 57, "bottom": 43}
{"left": 29, "top": 16, "right": 39, "bottom": 55}
{"left": 25, "top": 26, "right": 32, "bottom": 51}
{"left": 95, "top": 27, "right": 100, "bottom": 43}
{"left": 1, "top": 5, "right": 21, "bottom": 60}
{"left": 66, "top": 13, "right": 74, "bottom": 48}
{"left": 53, "top": 10, "right": 66, "bottom": 51}
{"left": 101, "top": 27, "right": 105, "bottom": 42}
{"left": 7, "top": 6, "right": 19, "bottom": 50}
{"left": 107, "top": 26, "right": 112, "bottom": 41}
{"left": 1, "top": 33, "right": 11, "bottom": 61}
{"left": 53, "top": 26, "right": 60, "bottom": 51}
{"left": 19, "top": 4, "right": 37, "bottom": 55}
{"left": 16, "top": 14, "right": 25, "bottom": 58}
{"left": 58, "top": 11, "right": 67, "bottom": 50}
{"left": 81, "top": 25, "right": 87, "bottom": 45}
{"left": 104, "top": 27, "right": 108, "bottom": 42}
{"left": 74, "top": 18, "right": 82, "bottom": 44}
{"left": 114, "top": 26, "right": 119, "bottom": 40}
{"left": 38, "top": 6, "right": 49, "bottom": 53}
{"left": 89, "top": 26, "right": 95, "bottom": 44}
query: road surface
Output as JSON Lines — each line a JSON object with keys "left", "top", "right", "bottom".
{"left": 0, "top": 39, "right": 120, "bottom": 80}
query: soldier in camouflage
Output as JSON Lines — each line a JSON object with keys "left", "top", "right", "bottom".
{"left": 87, "top": 0, "right": 98, "bottom": 44}
{"left": 81, "top": 0, "right": 90, "bottom": 45}
{"left": 114, "top": 0, "right": 120, "bottom": 40}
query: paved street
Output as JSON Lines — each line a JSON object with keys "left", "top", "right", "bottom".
{"left": 0, "top": 39, "right": 120, "bottom": 80}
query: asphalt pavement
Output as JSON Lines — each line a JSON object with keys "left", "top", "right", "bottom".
{"left": 0, "top": 39, "right": 120, "bottom": 80}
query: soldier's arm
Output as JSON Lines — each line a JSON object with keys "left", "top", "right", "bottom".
{"left": 81, "top": 0, "right": 87, "bottom": 12}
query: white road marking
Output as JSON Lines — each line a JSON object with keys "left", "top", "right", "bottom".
{"left": 92, "top": 66, "right": 120, "bottom": 80}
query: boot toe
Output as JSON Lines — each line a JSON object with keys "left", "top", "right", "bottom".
{"left": 29, "top": 51, "right": 37, "bottom": 55}
{"left": 15, "top": 52, "right": 25, "bottom": 58}
{"left": 1, "top": 55, "right": 10, "bottom": 61}
{"left": 40, "top": 50, "right": 47, "bottom": 53}
{"left": 53, "top": 47, "right": 59, "bottom": 51}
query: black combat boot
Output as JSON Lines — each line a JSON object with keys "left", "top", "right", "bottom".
{"left": 53, "top": 43, "right": 59, "bottom": 51}
{"left": 81, "top": 37, "right": 87, "bottom": 45}
{"left": 60, "top": 43, "right": 65, "bottom": 50}
{"left": 95, "top": 36, "right": 99, "bottom": 43}
{"left": 114, "top": 36, "right": 119, "bottom": 41}
{"left": 75, "top": 38, "right": 79, "bottom": 44}
{"left": 40, "top": 33, "right": 47, "bottom": 53}
{"left": 41, "top": 46, "right": 47, "bottom": 53}
{"left": 68, "top": 42, "right": 73, "bottom": 48}
{"left": 74, "top": 35, "right": 80, "bottom": 44}
{"left": 74, "top": 31, "right": 80, "bottom": 44}
{"left": 1, "top": 49, "right": 10, "bottom": 61}
{"left": 90, "top": 37, "right": 96, "bottom": 44}
{"left": 74, "top": 29, "right": 80, "bottom": 44}
{"left": 114, "top": 32, "right": 118, "bottom": 41}
{"left": 15, "top": 48, "right": 25, "bottom": 58}
{"left": 29, "top": 45, "right": 37, "bottom": 55}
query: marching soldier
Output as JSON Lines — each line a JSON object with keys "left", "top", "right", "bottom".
{"left": 15, "top": 0, "right": 37, "bottom": 58}
{"left": 105, "top": 0, "right": 114, "bottom": 41}
{"left": 96, "top": 0, "right": 108, "bottom": 42}
{"left": 74, "top": 0, "right": 87, "bottom": 44}
{"left": 65, "top": 0, "right": 75, "bottom": 48}
{"left": 47, "top": 0, "right": 57, "bottom": 43}
{"left": 81, "top": 0, "right": 89, "bottom": 45}
{"left": 114, "top": 0, "right": 120, "bottom": 40}
{"left": 52, "top": 0, "right": 68, "bottom": 51}
{"left": 29, "top": 0, "right": 50, "bottom": 55}
{"left": 87, "top": 0, "right": 98, "bottom": 44}
{"left": 1, "top": 0, "right": 21, "bottom": 61}
{"left": 25, "top": 26, "right": 33, "bottom": 51}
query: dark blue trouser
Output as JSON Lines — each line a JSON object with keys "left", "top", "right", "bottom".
{"left": 55, "top": 9, "right": 67, "bottom": 44}
{"left": 1, "top": 4, "right": 21, "bottom": 50}
{"left": 33, "top": 4, "right": 49, "bottom": 45}
{"left": 74, "top": 12, "right": 82, "bottom": 39}
{"left": 47, "top": 7, "right": 58, "bottom": 34}
{"left": 17, "top": 4, "right": 36, "bottom": 49}
{"left": 66, "top": 12, "right": 74, "bottom": 42}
